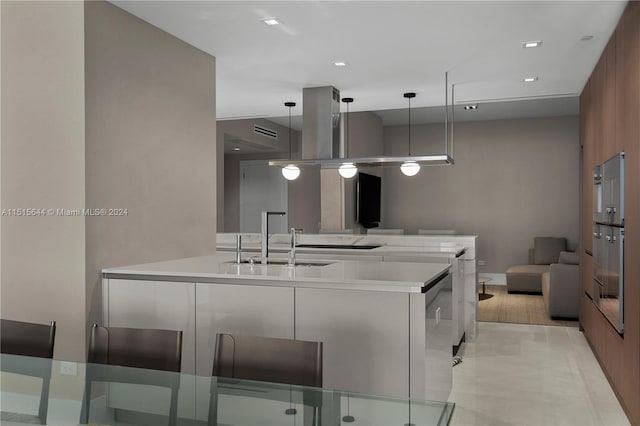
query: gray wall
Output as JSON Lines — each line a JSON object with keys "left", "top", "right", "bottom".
{"left": 345, "top": 111, "right": 384, "bottom": 157}
{"left": 382, "top": 116, "right": 580, "bottom": 273}
{"left": 344, "top": 112, "right": 384, "bottom": 231}
{"left": 1, "top": 1, "right": 87, "bottom": 361}
{"left": 224, "top": 153, "right": 277, "bottom": 233}
{"left": 220, "top": 119, "right": 321, "bottom": 234}
{"left": 224, "top": 152, "right": 321, "bottom": 234}
{"left": 220, "top": 112, "right": 383, "bottom": 234}
{"left": 85, "top": 1, "right": 217, "bottom": 333}
{"left": 217, "top": 118, "right": 299, "bottom": 231}
{"left": 289, "top": 167, "right": 321, "bottom": 234}
{"left": 221, "top": 115, "right": 579, "bottom": 271}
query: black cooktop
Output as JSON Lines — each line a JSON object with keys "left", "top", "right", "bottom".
{"left": 295, "top": 244, "right": 381, "bottom": 250}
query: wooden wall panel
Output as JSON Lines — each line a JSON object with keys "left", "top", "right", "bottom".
{"left": 616, "top": 2, "right": 640, "bottom": 419}
{"left": 580, "top": 3, "right": 640, "bottom": 424}
{"left": 581, "top": 252, "right": 593, "bottom": 298}
{"left": 603, "top": 316, "right": 625, "bottom": 395}
{"left": 581, "top": 79, "right": 594, "bottom": 254}
{"left": 582, "top": 294, "right": 602, "bottom": 355}
{"left": 580, "top": 296, "right": 591, "bottom": 338}
{"left": 593, "top": 59, "right": 604, "bottom": 163}
{"left": 602, "top": 38, "right": 618, "bottom": 160}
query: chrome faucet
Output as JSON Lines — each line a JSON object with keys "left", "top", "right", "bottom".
{"left": 288, "top": 228, "right": 298, "bottom": 266}
{"left": 235, "top": 234, "right": 242, "bottom": 264}
{"left": 261, "top": 211, "right": 286, "bottom": 264}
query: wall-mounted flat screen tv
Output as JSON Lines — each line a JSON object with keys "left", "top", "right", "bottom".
{"left": 357, "top": 172, "right": 381, "bottom": 228}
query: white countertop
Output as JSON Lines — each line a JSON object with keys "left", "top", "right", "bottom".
{"left": 103, "top": 254, "right": 451, "bottom": 293}
{"left": 216, "top": 233, "right": 466, "bottom": 258}
{"left": 218, "top": 243, "right": 464, "bottom": 257}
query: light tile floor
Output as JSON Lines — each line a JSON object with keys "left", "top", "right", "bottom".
{"left": 449, "top": 322, "right": 630, "bottom": 426}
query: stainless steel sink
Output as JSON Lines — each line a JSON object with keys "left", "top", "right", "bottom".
{"left": 227, "top": 260, "right": 334, "bottom": 267}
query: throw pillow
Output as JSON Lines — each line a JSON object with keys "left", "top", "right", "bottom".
{"left": 533, "top": 237, "right": 567, "bottom": 265}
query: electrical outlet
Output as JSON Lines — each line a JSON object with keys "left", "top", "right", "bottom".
{"left": 478, "top": 260, "right": 485, "bottom": 266}
{"left": 60, "top": 361, "right": 77, "bottom": 376}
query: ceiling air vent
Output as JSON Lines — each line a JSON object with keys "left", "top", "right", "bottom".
{"left": 254, "top": 125, "right": 278, "bottom": 139}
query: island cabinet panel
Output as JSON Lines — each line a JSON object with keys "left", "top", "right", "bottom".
{"left": 294, "top": 287, "right": 411, "bottom": 398}
{"left": 387, "top": 254, "right": 464, "bottom": 348}
{"left": 104, "top": 279, "right": 198, "bottom": 419}
{"left": 462, "top": 258, "right": 478, "bottom": 342}
{"left": 106, "top": 279, "right": 197, "bottom": 373}
{"left": 194, "top": 283, "right": 294, "bottom": 376}
{"left": 418, "top": 277, "right": 453, "bottom": 403}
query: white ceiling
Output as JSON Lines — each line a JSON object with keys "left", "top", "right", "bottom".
{"left": 111, "top": 1, "right": 626, "bottom": 123}
{"left": 265, "top": 96, "right": 580, "bottom": 131}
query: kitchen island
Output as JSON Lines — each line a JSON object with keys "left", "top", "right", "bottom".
{"left": 217, "top": 232, "right": 478, "bottom": 349}
{"left": 102, "top": 254, "right": 452, "bottom": 407}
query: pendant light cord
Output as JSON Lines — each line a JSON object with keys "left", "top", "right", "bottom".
{"left": 341, "top": 97, "right": 354, "bottom": 159}
{"left": 408, "top": 96, "right": 411, "bottom": 156}
{"left": 346, "top": 101, "right": 350, "bottom": 157}
{"left": 404, "top": 92, "right": 416, "bottom": 157}
{"left": 284, "top": 101, "right": 296, "bottom": 161}
{"left": 288, "top": 106, "right": 292, "bottom": 160}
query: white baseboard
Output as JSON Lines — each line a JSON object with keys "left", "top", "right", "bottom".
{"left": 478, "top": 273, "right": 506, "bottom": 285}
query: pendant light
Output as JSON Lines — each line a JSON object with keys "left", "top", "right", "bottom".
{"left": 270, "top": 73, "right": 455, "bottom": 171}
{"left": 281, "top": 101, "right": 301, "bottom": 181}
{"left": 338, "top": 97, "right": 357, "bottom": 179}
{"left": 400, "top": 92, "right": 420, "bottom": 177}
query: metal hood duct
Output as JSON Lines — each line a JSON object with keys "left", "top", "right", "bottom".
{"left": 270, "top": 74, "right": 455, "bottom": 170}
{"left": 300, "top": 86, "right": 342, "bottom": 160}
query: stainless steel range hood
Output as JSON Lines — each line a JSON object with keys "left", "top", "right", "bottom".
{"left": 271, "top": 154, "right": 453, "bottom": 168}
{"left": 300, "top": 86, "right": 342, "bottom": 161}
{"left": 270, "top": 74, "right": 455, "bottom": 169}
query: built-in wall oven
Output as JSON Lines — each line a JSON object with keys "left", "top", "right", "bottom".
{"left": 592, "top": 152, "right": 624, "bottom": 334}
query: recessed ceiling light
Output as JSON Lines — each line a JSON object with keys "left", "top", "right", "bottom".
{"left": 464, "top": 104, "right": 479, "bottom": 110}
{"left": 522, "top": 41, "right": 542, "bottom": 48}
{"left": 234, "top": 147, "right": 240, "bottom": 151}
{"left": 523, "top": 77, "right": 538, "bottom": 83}
{"left": 334, "top": 61, "right": 348, "bottom": 67}
{"left": 262, "top": 17, "right": 281, "bottom": 26}
{"left": 581, "top": 35, "right": 594, "bottom": 41}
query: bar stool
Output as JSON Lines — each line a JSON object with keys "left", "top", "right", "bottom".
{"left": 209, "top": 333, "right": 323, "bottom": 426}
{"left": 80, "top": 324, "right": 183, "bottom": 426}
{"left": 0, "top": 319, "right": 56, "bottom": 425}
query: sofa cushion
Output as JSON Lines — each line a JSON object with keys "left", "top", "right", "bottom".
{"left": 558, "top": 251, "right": 579, "bottom": 265}
{"left": 506, "top": 264, "right": 550, "bottom": 293}
{"left": 533, "top": 237, "right": 567, "bottom": 265}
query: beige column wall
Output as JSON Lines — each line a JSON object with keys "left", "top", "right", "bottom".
{"left": 1, "top": 1, "right": 86, "bottom": 361}
{"left": 84, "top": 1, "right": 217, "bottom": 329}
{"left": 1, "top": 0, "right": 217, "bottom": 362}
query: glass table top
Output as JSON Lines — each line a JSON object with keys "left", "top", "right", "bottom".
{"left": 0, "top": 353, "right": 454, "bottom": 426}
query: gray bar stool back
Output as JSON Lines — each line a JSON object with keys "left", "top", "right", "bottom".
{"left": 0, "top": 319, "right": 56, "bottom": 425}
{"left": 209, "top": 333, "right": 323, "bottom": 426}
{"left": 80, "top": 324, "right": 183, "bottom": 426}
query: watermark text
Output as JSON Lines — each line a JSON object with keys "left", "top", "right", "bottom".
{"left": 1, "top": 208, "right": 128, "bottom": 217}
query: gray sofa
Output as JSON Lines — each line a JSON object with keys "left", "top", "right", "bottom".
{"left": 541, "top": 251, "right": 579, "bottom": 319}
{"left": 506, "top": 237, "right": 567, "bottom": 293}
